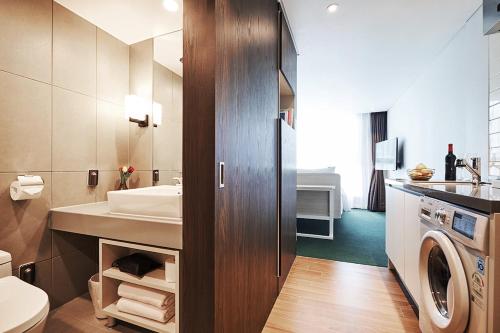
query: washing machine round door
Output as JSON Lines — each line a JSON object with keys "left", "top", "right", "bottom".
{"left": 420, "top": 230, "right": 469, "bottom": 333}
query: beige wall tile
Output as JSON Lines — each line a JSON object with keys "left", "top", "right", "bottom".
{"left": 154, "top": 121, "right": 182, "bottom": 171}
{"left": 0, "top": 71, "right": 52, "bottom": 172}
{"left": 34, "top": 260, "right": 53, "bottom": 307}
{"left": 14, "top": 259, "right": 53, "bottom": 307}
{"left": 52, "top": 172, "right": 95, "bottom": 208}
{"left": 157, "top": 171, "right": 182, "bottom": 186}
{"left": 172, "top": 73, "right": 183, "bottom": 123}
{"left": 96, "top": 170, "right": 121, "bottom": 201}
{"left": 97, "top": 100, "right": 128, "bottom": 171}
{"left": 129, "top": 124, "right": 153, "bottom": 170}
{"left": 52, "top": 231, "right": 98, "bottom": 257}
{"left": 0, "top": 0, "right": 52, "bottom": 83}
{"left": 53, "top": 2, "right": 96, "bottom": 96}
{"left": 153, "top": 61, "right": 173, "bottom": 110}
{"left": 130, "top": 39, "right": 153, "bottom": 100}
{"left": 51, "top": 248, "right": 98, "bottom": 308}
{"left": 153, "top": 64, "right": 182, "bottom": 171}
{"left": 97, "top": 29, "right": 129, "bottom": 105}
{"left": 129, "top": 39, "right": 153, "bottom": 170}
{"left": 128, "top": 170, "right": 153, "bottom": 189}
{"left": 52, "top": 87, "right": 97, "bottom": 171}
{"left": 0, "top": 172, "right": 52, "bottom": 269}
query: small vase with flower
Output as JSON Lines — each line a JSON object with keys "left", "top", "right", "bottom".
{"left": 119, "top": 166, "right": 135, "bottom": 190}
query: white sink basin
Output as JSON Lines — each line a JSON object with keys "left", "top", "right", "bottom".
{"left": 107, "top": 185, "right": 182, "bottom": 219}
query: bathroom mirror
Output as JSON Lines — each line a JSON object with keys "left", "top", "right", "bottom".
{"left": 152, "top": 30, "right": 183, "bottom": 185}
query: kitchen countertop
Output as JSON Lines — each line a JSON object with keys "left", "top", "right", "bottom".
{"left": 386, "top": 179, "right": 500, "bottom": 214}
{"left": 50, "top": 202, "right": 183, "bottom": 249}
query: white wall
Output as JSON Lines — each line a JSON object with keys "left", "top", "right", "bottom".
{"left": 388, "top": 8, "right": 489, "bottom": 179}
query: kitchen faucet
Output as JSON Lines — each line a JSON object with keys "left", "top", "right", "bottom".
{"left": 456, "top": 157, "right": 481, "bottom": 186}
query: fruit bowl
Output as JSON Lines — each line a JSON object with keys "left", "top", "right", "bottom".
{"left": 407, "top": 168, "right": 435, "bottom": 181}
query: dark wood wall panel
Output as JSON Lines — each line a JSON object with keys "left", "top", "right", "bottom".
{"left": 183, "top": 0, "right": 282, "bottom": 332}
{"left": 182, "top": 0, "right": 216, "bottom": 332}
{"left": 214, "top": 0, "right": 279, "bottom": 332}
{"left": 280, "top": 13, "right": 297, "bottom": 94}
{"left": 279, "top": 119, "right": 297, "bottom": 291}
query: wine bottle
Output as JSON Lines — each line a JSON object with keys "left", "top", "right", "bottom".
{"left": 445, "top": 144, "right": 456, "bottom": 181}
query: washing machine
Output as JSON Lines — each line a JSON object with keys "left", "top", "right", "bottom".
{"left": 418, "top": 196, "right": 490, "bottom": 333}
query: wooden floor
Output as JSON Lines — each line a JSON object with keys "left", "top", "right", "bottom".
{"left": 45, "top": 294, "right": 149, "bottom": 333}
{"left": 263, "top": 256, "right": 420, "bottom": 333}
{"left": 46, "top": 257, "right": 419, "bottom": 333}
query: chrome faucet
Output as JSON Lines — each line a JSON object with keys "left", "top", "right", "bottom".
{"left": 456, "top": 157, "right": 481, "bottom": 186}
{"left": 173, "top": 177, "right": 183, "bottom": 186}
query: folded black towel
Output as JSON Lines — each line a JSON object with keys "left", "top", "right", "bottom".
{"left": 112, "top": 253, "right": 161, "bottom": 277}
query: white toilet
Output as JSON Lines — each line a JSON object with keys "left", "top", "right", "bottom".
{"left": 0, "top": 251, "right": 49, "bottom": 333}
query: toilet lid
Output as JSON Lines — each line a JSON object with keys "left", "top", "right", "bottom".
{"left": 0, "top": 251, "right": 11, "bottom": 264}
{"left": 0, "top": 276, "right": 49, "bottom": 333}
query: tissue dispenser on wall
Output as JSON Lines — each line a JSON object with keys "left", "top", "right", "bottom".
{"left": 10, "top": 175, "right": 44, "bottom": 201}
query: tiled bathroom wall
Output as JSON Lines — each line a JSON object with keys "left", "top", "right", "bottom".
{"left": 129, "top": 39, "right": 154, "bottom": 187}
{"left": 0, "top": 0, "right": 164, "bottom": 308}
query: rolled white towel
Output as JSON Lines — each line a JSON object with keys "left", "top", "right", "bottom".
{"left": 18, "top": 175, "right": 44, "bottom": 186}
{"left": 118, "top": 282, "right": 174, "bottom": 308}
{"left": 116, "top": 298, "right": 174, "bottom": 323}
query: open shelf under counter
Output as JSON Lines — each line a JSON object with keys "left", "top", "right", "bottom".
{"left": 103, "top": 267, "right": 176, "bottom": 293}
{"left": 103, "top": 302, "right": 176, "bottom": 333}
{"left": 100, "top": 239, "right": 180, "bottom": 333}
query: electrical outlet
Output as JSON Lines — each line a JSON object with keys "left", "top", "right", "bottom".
{"left": 19, "top": 262, "right": 35, "bottom": 285}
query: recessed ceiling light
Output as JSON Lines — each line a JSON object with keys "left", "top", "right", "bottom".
{"left": 327, "top": 3, "right": 339, "bottom": 13}
{"left": 163, "top": 0, "right": 179, "bottom": 12}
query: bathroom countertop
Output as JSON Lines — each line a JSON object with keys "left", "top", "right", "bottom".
{"left": 386, "top": 179, "right": 500, "bottom": 214}
{"left": 50, "top": 202, "right": 183, "bottom": 249}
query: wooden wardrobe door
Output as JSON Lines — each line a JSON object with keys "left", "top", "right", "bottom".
{"left": 183, "top": 0, "right": 281, "bottom": 332}
{"left": 214, "top": 0, "right": 280, "bottom": 332}
{"left": 279, "top": 119, "right": 297, "bottom": 290}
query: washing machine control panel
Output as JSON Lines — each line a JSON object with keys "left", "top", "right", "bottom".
{"left": 434, "top": 208, "right": 452, "bottom": 226}
{"left": 419, "top": 197, "right": 490, "bottom": 253}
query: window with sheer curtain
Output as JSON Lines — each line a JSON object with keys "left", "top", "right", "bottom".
{"left": 297, "top": 111, "right": 372, "bottom": 210}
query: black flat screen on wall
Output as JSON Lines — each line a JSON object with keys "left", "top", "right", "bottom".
{"left": 375, "top": 138, "right": 398, "bottom": 171}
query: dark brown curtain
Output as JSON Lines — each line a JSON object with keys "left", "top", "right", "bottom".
{"left": 367, "top": 111, "right": 387, "bottom": 212}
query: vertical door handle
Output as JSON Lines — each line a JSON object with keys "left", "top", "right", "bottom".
{"left": 219, "top": 162, "right": 225, "bottom": 188}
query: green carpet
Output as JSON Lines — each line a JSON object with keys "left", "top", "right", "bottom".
{"left": 297, "top": 209, "right": 387, "bottom": 267}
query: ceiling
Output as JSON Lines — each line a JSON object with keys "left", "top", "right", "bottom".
{"left": 281, "top": 0, "right": 482, "bottom": 114}
{"left": 55, "top": 0, "right": 182, "bottom": 45}
{"left": 154, "top": 30, "right": 183, "bottom": 77}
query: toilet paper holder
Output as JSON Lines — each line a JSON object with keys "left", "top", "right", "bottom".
{"left": 10, "top": 175, "right": 45, "bottom": 201}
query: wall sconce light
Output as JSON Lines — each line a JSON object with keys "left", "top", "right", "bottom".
{"left": 153, "top": 102, "right": 163, "bottom": 127}
{"left": 125, "top": 95, "right": 149, "bottom": 127}
{"left": 163, "top": 0, "right": 179, "bottom": 12}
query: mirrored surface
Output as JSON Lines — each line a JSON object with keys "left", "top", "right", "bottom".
{"left": 153, "top": 30, "right": 183, "bottom": 185}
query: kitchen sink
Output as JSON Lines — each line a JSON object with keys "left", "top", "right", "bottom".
{"left": 107, "top": 185, "right": 182, "bottom": 219}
